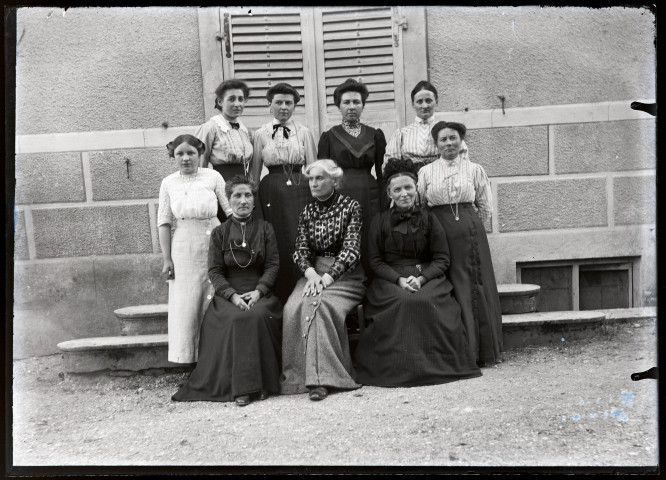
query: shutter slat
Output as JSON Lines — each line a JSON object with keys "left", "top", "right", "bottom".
{"left": 325, "top": 46, "right": 393, "bottom": 59}
{"left": 235, "top": 69, "right": 308, "bottom": 79}
{"left": 321, "top": 8, "right": 391, "bottom": 23}
{"left": 324, "top": 64, "right": 396, "bottom": 78}
{"left": 232, "top": 24, "right": 301, "bottom": 34}
{"left": 232, "top": 33, "right": 303, "bottom": 43}
{"left": 324, "top": 55, "right": 393, "bottom": 69}
{"left": 322, "top": 17, "right": 392, "bottom": 32}
{"left": 234, "top": 52, "right": 303, "bottom": 62}
{"left": 323, "top": 27, "right": 392, "bottom": 42}
{"left": 233, "top": 42, "right": 303, "bottom": 53}
{"left": 234, "top": 61, "right": 304, "bottom": 71}
{"left": 326, "top": 81, "right": 395, "bottom": 96}
{"left": 323, "top": 37, "right": 393, "bottom": 51}
{"left": 245, "top": 79, "right": 305, "bottom": 89}
{"left": 232, "top": 14, "right": 301, "bottom": 25}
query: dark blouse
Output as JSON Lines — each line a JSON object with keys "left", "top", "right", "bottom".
{"left": 208, "top": 216, "right": 279, "bottom": 300}
{"left": 292, "top": 192, "right": 363, "bottom": 281}
{"left": 317, "top": 125, "right": 386, "bottom": 185}
{"left": 367, "top": 207, "right": 450, "bottom": 285}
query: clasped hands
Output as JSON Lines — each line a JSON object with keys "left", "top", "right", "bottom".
{"left": 398, "top": 275, "right": 427, "bottom": 293}
{"left": 230, "top": 290, "right": 261, "bottom": 311}
{"left": 302, "top": 268, "right": 334, "bottom": 297}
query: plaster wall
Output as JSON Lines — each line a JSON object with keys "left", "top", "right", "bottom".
{"left": 16, "top": 7, "right": 205, "bottom": 135}
{"left": 426, "top": 6, "right": 655, "bottom": 111}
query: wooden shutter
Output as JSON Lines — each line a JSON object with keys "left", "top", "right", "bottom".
{"left": 313, "top": 7, "right": 406, "bottom": 140}
{"left": 220, "top": 7, "right": 318, "bottom": 130}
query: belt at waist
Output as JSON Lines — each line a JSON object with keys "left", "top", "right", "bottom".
{"left": 178, "top": 216, "right": 216, "bottom": 221}
{"left": 267, "top": 164, "right": 303, "bottom": 174}
{"left": 315, "top": 250, "right": 338, "bottom": 258}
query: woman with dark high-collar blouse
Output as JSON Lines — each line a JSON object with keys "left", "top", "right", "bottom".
{"left": 280, "top": 160, "right": 366, "bottom": 402}
{"left": 172, "top": 176, "right": 282, "bottom": 407}
{"left": 317, "top": 78, "right": 386, "bottom": 276}
{"left": 196, "top": 79, "right": 254, "bottom": 224}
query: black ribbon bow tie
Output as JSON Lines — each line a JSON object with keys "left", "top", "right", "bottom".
{"left": 272, "top": 124, "right": 291, "bottom": 139}
{"left": 229, "top": 122, "right": 240, "bottom": 129}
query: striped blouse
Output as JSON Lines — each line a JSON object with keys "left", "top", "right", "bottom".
{"left": 196, "top": 114, "right": 254, "bottom": 169}
{"left": 417, "top": 156, "right": 493, "bottom": 226}
{"left": 250, "top": 119, "right": 317, "bottom": 182}
{"left": 383, "top": 116, "right": 470, "bottom": 172}
{"left": 292, "top": 192, "right": 363, "bottom": 281}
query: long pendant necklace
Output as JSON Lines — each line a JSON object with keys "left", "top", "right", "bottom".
{"left": 275, "top": 123, "right": 303, "bottom": 186}
{"left": 229, "top": 218, "right": 254, "bottom": 268}
{"left": 448, "top": 159, "right": 460, "bottom": 221}
{"left": 228, "top": 126, "right": 250, "bottom": 176}
{"left": 180, "top": 168, "right": 198, "bottom": 196}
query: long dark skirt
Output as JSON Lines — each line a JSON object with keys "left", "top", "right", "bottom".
{"left": 258, "top": 167, "right": 312, "bottom": 304}
{"left": 430, "top": 203, "right": 503, "bottom": 364}
{"left": 212, "top": 164, "right": 263, "bottom": 223}
{"left": 355, "top": 264, "right": 482, "bottom": 387}
{"left": 337, "top": 168, "right": 382, "bottom": 277}
{"left": 172, "top": 269, "right": 282, "bottom": 402}
{"left": 280, "top": 257, "right": 366, "bottom": 394}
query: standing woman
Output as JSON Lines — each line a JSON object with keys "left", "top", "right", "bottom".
{"left": 172, "top": 176, "right": 282, "bottom": 406}
{"left": 383, "top": 80, "right": 471, "bottom": 173}
{"left": 280, "top": 160, "right": 366, "bottom": 401}
{"left": 418, "top": 121, "right": 503, "bottom": 366}
{"left": 317, "top": 78, "right": 386, "bottom": 274}
{"left": 158, "top": 134, "right": 233, "bottom": 364}
{"left": 251, "top": 83, "right": 317, "bottom": 303}
{"left": 196, "top": 79, "right": 254, "bottom": 223}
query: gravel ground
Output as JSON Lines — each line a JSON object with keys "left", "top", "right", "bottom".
{"left": 11, "top": 319, "right": 659, "bottom": 470}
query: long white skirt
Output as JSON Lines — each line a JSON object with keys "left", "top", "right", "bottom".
{"left": 167, "top": 217, "right": 219, "bottom": 363}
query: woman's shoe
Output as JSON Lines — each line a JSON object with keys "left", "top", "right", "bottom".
{"left": 309, "top": 387, "right": 328, "bottom": 401}
{"left": 235, "top": 395, "right": 251, "bottom": 407}
{"left": 259, "top": 391, "right": 269, "bottom": 401}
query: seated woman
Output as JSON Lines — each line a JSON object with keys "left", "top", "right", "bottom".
{"left": 280, "top": 160, "right": 366, "bottom": 401}
{"left": 172, "top": 176, "right": 282, "bottom": 406}
{"left": 354, "top": 159, "right": 481, "bottom": 387}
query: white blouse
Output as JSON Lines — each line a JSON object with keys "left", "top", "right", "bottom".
{"left": 196, "top": 114, "right": 254, "bottom": 167}
{"left": 383, "top": 116, "right": 470, "bottom": 173}
{"left": 417, "top": 156, "right": 493, "bottom": 226}
{"left": 157, "top": 168, "right": 232, "bottom": 227}
{"left": 251, "top": 119, "right": 317, "bottom": 182}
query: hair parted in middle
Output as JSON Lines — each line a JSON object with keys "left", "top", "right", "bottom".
{"left": 166, "top": 134, "right": 206, "bottom": 158}
{"left": 214, "top": 79, "right": 251, "bottom": 111}
{"left": 431, "top": 121, "right": 467, "bottom": 142}
{"left": 266, "top": 82, "right": 301, "bottom": 104}
{"left": 333, "top": 78, "right": 370, "bottom": 107}
{"left": 224, "top": 175, "right": 258, "bottom": 199}
{"left": 410, "top": 80, "right": 439, "bottom": 102}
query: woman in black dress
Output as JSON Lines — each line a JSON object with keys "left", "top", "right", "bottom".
{"left": 172, "top": 176, "right": 282, "bottom": 406}
{"left": 317, "top": 78, "right": 387, "bottom": 275}
{"left": 355, "top": 159, "right": 481, "bottom": 387}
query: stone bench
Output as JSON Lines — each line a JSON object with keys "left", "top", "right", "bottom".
{"left": 114, "top": 304, "right": 168, "bottom": 336}
{"left": 497, "top": 283, "right": 540, "bottom": 314}
{"left": 57, "top": 334, "right": 170, "bottom": 374}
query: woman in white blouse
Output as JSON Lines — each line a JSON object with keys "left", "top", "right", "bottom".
{"left": 196, "top": 79, "right": 254, "bottom": 223}
{"left": 383, "top": 81, "right": 471, "bottom": 173}
{"left": 251, "top": 83, "right": 317, "bottom": 303}
{"left": 158, "top": 134, "right": 233, "bottom": 364}
{"left": 417, "top": 121, "right": 503, "bottom": 367}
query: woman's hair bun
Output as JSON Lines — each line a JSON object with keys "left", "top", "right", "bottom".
{"left": 384, "top": 158, "right": 418, "bottom": 180}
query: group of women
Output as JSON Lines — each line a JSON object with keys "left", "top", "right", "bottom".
{"left": 157, "top": 77, "right": 503, "bottom": 407}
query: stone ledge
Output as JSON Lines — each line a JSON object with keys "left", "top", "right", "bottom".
{"left": 502, "top": 311, "right": 605, "bottom": 327}
{"left": 498, "top": 284, "right": 541, "bottom": 296}
{"left": 598, "top": 306, "right": 656, "bottom": 323}
{"left": 57, "top": 334, "right": 167, "bottom": 352}
{"left": 114, "top": 304, "right": 168, "bottom": 318}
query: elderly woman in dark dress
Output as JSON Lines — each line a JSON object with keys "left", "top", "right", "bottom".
{"left": 354, "top": 159, "right": 481, "bottom": 387}
{"left": 418, "top": 121, "right": 503, "bottom": 366}
{"left": 172, "top": 176, "right": 282, "bottom": 407}
{"left": 280, "top": 160, "right": 366, "bottom": 401}
{"left": 251, "top": 82, "right": 317, "bottom": 304}
{"left": 317, "top": 78, "right": 386, "bottom": 275}
{"left": 197, "top": 79, "right": 255, "bottom": 223}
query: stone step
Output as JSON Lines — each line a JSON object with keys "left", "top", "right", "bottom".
{"left": 114, "top": 304, "right": 168, "bottom": 336}
{"left": 58, "top": 307, "right": 656, "bottom": 374}
{"left": 497, "top": 283, "right": 540, "bottom": 314}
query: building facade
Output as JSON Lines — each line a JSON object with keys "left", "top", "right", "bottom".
{"left": 13, "top": 6, "right": 656, "bottom": 357}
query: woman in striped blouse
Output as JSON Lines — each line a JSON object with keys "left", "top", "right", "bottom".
{"left": 280, "top": 160, "right": 366, "bottom": 401}
{"left": 197, "top": 79, "right": 255, "bottom": 224}
{"left": 417, "top": 121, "right": 503, "bottom": 367}
{"left": 383, "top": 81, "right": 471, "bottom": 173}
